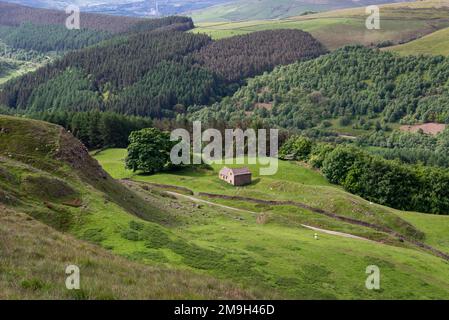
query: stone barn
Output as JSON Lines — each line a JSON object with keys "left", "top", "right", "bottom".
{"left": 219, "top": 167, "right": 252, "bottom": 186}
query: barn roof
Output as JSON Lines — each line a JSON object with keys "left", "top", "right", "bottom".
{"left": 220, "top": 167, "right": 251, "bottom": 176}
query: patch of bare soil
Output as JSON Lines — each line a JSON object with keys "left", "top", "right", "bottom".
{"left": 400, "top": 123, "right": 446, "bottom": 135}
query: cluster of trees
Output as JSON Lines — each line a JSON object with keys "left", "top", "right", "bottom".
{"left": 193, "top": 29, "right": 326, "bottom": 84}
{"left": 192, "top": 46, "right": 449, "bottom": 131}
{"left": 0, "top": 39, "right": 48, "bottom": 62}
{"left": 0, "top": 23, "right": 112, "bottom": 52}
{"left": 28, "top": 111, "right": 152, "bottom": 149}
{"left": 358, "top": 129, "right": 449, "bottom": 167}
{"left": 107, "top": 61, "right": 218, "bottom": 117}
{"left": 280, "top": 136, "right": 449, "bottom": 214}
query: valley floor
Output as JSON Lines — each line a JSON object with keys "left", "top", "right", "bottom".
{"left": 91, "top": 148, "right": 449, "bottom": 299}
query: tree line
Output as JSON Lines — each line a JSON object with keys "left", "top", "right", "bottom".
{"left": 193, "top": 29, "right": 326, "bottom": 84}
{"left": 0, "top": 23, "right": 112, "bottom": 53}
{"left": 280, "top": 135, "right": 449, "bottom": 215}
{"left": 27, "top": 111, "right": 152, "bottom": 149}
{"left": 358, "top": 129, "right": 449, "bottom": 167}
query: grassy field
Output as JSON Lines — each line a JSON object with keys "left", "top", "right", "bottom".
{"left": 94, "top": 149, "right": 429, "bottom": 241}
{"left": 386, "top": 27, "right": 449, "bottom": 56}
{"left": 91, "top": 147, "right": 449, "bottom": 299}
{"left": 192, "top": 0, "right": 449, "bottom": 50}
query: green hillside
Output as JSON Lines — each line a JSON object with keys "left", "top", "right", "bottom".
{"left": 386, "top": 27, "right": 449, "bottom": 56}
{"left": 193, "top": 0, "right": 449, "bottom": 49}
{"left": 0, "top": 115, "right": 253, "bottom": 299}
{"left": 93, "top": 148, "right": 449, "bottom": 299}
{"left": 188, "top": 46, "right": 449, "bottom": 132}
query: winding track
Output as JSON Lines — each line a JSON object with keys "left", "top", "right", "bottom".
{"left": 166, "top": 191, "right": 375, "bottom": 242}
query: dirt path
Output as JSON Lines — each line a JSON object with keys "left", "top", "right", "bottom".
{"left": 165, "top": 191, "right": 255, "bottom": 214}
{"left": 299, "top": 224, "right": 374, "bottom": 242}
{"left": 166, "top": 191, "right": 374, "bottom": 242}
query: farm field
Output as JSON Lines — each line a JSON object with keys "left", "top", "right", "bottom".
{"left": 192, "top": 0, "right": 449, "bottom": 49}
{"left": 386, "top": 27, "right": 449, "bottom": 56}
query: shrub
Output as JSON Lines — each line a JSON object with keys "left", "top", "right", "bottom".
{"left": 321, "top": 146, "right": 361, "bottom": 184}
{"left": 309, "top": 143, "right": 334, "bottom": 168}
{"left": 279, "top": 136, "right": 313, "bottom": 161}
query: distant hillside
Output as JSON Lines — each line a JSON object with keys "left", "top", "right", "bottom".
{"left": 386, "top": 27, "right": 449, "bottom": 56}
{"left": 0, "top": 27, "right": 326, "bottom": 120}
{"left": 190, "top": 0, "right": 409, "bottom": 22}
{"left": 0, "top": 1, "right": 147, "bottom": 32}
{"left": 193, "top": 0, "right": 449, "bottom": 50}
{"left": 189, "top": 46, "right": 449, "bottom": 129}
{"left": 4, "top": 0, "right": 229, "bottom": 18}
{"left": 0, "top": 115, "right": 254, "bottom": 299}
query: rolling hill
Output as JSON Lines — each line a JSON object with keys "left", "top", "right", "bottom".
{"left": 193, "top": 0, "right": 449, "bottom": 50}
{"left": 386, "top": 27, "right": 449, "bottom": 56}
{"left": 188, "top": 46, "right": 449, "bottom": 132}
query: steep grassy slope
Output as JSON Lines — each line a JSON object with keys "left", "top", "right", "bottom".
{"left": 193, "top": 0, "right": 449, "bottom": 49}
{"left": 0, "top": 115, "right": 254, "bottom": 299}
{"left": 0, "top": 205, "right": 251, "bottom": 299}
{"left": 94, "top": 148, "right": 449, "bottom": 299}
{"left": 386, "top": 27, "right": 449, "bottom": 56}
